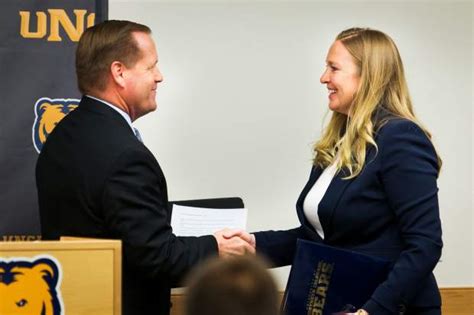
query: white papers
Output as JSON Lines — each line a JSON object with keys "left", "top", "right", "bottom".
{"left": 170, "top": 204, "right": 248, "bottom": 237}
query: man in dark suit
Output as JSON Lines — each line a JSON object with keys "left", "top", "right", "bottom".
{"left": 36, "top": 20, "right": 254, "bottom": 315}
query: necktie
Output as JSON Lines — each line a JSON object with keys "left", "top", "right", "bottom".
{"left": 133, "top": 127, "right": 143, "bottom": 143}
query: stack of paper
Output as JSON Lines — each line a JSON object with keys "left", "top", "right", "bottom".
{"left": 170, "top": 204, "right": 248, "bottom": 237}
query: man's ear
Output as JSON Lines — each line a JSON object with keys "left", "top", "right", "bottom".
{"left": 110, "top": 61, "right": 126, "bottom": 88}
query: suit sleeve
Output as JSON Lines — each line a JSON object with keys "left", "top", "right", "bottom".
{"left": 101, "top": 146, "right": 218, "bottom": 283}
{"left": 363, "top": 120, "right": 443, "bottom": 314}
{"left": 254, "top": 227, "right": 306, "bottom": 267}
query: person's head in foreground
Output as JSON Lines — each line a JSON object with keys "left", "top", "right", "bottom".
{"left": 184, "top": 255, "right": 279, "bottom": 315}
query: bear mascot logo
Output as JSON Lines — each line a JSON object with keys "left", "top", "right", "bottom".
{"left": 0, "top": 256, "right": 63, "bottom": 315}
{"left": 32, "top": 97, "right": 79, "bottom": 153}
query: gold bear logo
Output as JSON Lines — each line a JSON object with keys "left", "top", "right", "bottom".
{"left": 37, "top": 103, "right": 70, "bottom": 144}
{"left": 0, "top": 257, "right": 62, "bottom": 315}
{"left": 32, "top": 97, "right": 79, "bottom": 153}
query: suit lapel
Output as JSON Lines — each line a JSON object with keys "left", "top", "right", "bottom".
{"left": 295, "top": 166, "right": 323, "bottom": 235}
{"left": 317, "top": 169, "right": 353, "bottom": 238}
{"left": 318, "top": 144, "right": 378, "bottom": 239}
{"left": 296, "top": 164, "right": 353, "bottom": 240}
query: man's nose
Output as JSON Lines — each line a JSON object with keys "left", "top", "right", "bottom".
{"left": 155, "top": 68, "right": 163, "bottom": 83}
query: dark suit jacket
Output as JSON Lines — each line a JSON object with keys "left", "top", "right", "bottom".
{"left": 254, "top": 117, "right": 443, "bottom": 314}
{"left": 36, "top": 96, "right": 217, "bottom": 315}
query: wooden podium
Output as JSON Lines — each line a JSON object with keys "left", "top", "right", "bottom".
{"left": 0, "top": 238, "right": 121, "bottom": 315}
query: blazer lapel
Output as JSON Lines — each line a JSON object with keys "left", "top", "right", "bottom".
{"left": 295, "top": 164, "right": 353, "bottom": 241}
{"left": 318, "top": 144, "right": 377, "bottom": 239}
{"left": 295, "top": 166, "right": 323, "bottom": 235}
{"left": 317, "top": 169, "right": 353, "bottom": 238}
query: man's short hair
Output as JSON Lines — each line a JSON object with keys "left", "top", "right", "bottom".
{"left": 185, "top": 256, "right": 279, "bottom": 315}
{"left": 75, "top": 20, "right": 151, "bottom": 94}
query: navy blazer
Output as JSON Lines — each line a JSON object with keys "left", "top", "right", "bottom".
{"left": 254, "top": 118, "right": 442, "bottom": 314}
{"left": 37, "top": 96, "right": 218, "bottom": 315}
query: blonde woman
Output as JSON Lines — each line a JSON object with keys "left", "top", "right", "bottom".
{"left": 251, "top": 28, "right": 443, "bottom": 314}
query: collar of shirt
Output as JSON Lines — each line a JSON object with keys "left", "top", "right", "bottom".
{"left": 85, "top": 95, "right": 134, "bottom": 132}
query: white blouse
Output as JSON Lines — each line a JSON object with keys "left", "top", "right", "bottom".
{"left": 302, "top": 161, "right": 339, "bottom": 239}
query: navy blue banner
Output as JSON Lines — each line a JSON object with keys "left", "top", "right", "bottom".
{"left": 0, "top": 0, "right": 108, "bottom": 241}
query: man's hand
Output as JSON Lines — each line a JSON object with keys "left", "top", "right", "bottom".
{"left": 214, "top": 228, "right": 256, "bottom": 258}
{"left": 222, "top": 228, "right": 256, "bottom": 247}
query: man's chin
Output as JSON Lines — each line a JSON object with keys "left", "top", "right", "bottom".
{"left": 145, "top": 102, "right": 158, "bottom": 114}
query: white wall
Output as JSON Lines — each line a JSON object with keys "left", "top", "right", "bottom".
{"left": 109, "top": 0, "right": 473, "bottom": 289}
{"left": 471, "top": 0, "right": 474, "bottom": 287}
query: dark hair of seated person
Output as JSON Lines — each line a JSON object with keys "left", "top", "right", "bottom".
{"left": 184, "top": 255, "right": 280, "bottom": 315}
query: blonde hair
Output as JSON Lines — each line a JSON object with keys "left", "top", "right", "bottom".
{"left": 314, "top": 27, "right": 441, "bottom": 178}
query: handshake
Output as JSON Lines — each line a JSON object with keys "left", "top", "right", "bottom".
{"left": 213, "top": 228, "right": 256, "bottom": 258}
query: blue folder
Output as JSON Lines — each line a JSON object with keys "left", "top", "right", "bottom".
{"left": 283, "top": 239, "right": 391, "bottom": 315}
